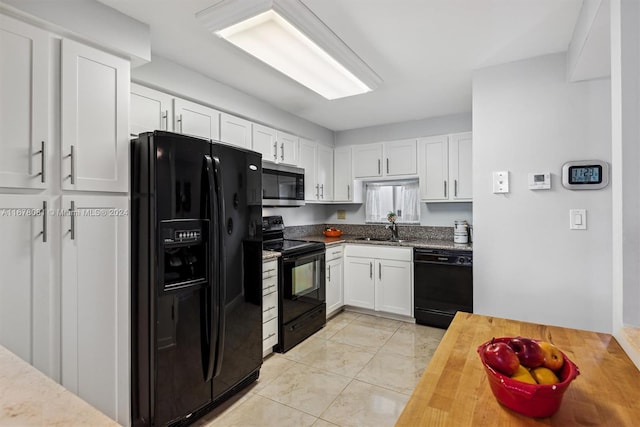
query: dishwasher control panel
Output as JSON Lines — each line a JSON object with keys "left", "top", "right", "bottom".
{"left": 414, "top": 249, "right": 472, "bottom": 266}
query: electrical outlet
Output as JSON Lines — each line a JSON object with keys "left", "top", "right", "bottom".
{"left": 337, "top": 210, "right": 346, "bottom": 220}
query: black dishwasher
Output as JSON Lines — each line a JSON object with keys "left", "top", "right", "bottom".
{"left": 414, "top": 248, "right": 473, "bottom": 328}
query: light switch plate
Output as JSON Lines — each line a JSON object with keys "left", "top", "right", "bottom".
{"left": 493, "top": 171, "right": 510, "bottom": 193}
{"left": 570, "top": 209, "right": 586, "bottom": 230}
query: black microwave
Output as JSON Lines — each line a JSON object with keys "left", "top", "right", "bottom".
{"left": 262, "top": 162, "right": 305, "bottom": 207}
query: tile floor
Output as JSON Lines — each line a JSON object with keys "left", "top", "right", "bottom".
{"left": 193, "top": 310, "right": 446, "bottom": 427}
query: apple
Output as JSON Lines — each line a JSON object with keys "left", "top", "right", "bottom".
{"left": 483, "top": 340, "right": 520, "bottom": 376}
{"left": 538, "top": 341, "right": 564, "bottom": 371}
{"left": 508, "top": 338, "right": 545, "bottom": 368}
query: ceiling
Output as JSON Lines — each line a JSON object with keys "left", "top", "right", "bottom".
{"left": 98, "top": 0, "right": 584, "bottom": 131}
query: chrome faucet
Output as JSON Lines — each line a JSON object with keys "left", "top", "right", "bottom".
{"left": 386, "top": 222, "right": 399, "bottom": 241}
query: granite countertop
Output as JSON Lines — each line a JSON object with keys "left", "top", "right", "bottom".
{"left": 262, "top": 250, "right": 281, "bottom": 260}
{"left": 0, "top": 345, "right": 118, "bottom": 426}
{"left": 299, "top": 234, "right": 472, "bottom": 251}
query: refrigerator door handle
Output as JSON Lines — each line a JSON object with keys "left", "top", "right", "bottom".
{"left": 212, "top": 155, "right": 227, "bottom": 379}
{"left": 203, "top": 155, "right": 219, "bottom": 383}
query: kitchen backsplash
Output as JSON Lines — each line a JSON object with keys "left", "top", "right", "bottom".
{"left": 284, "top": 224, "right": 455, "bottom": 241}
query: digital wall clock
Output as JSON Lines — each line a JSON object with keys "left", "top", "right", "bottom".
{"left": 561, "top": 160, "right": 609, "bottom": 190}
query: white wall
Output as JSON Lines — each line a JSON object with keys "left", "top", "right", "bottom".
{"left": 132, "top": 55, "right": 335, "bottom": 145}
{"left": 334, "top": 112, "right": 471, "bottom": 146}
{"left": 611, "top": 0, "right": 640, "bottom": 368}
{"left": 473, "top": 53, "right": 612, "bottom": 333}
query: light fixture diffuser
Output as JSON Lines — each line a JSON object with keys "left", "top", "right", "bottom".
{"left": 196, "top": 0, "right": 381, "bottom": 100}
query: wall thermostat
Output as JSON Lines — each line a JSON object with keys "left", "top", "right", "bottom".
{"left": 562, "top": 160, "right": 609, "bottom": 190}
{"left": 528, "top": 172, "right": 551, "bottom": 190}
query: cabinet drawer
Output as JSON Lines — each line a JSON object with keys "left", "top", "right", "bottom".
{"left": 262, "top": 292, "right": 278, "bottom": 323}
{"left": 262, "top": 274, "right": 278, "bottom": 295}
{"left": 263, "top": 260, "right": 277, "bottom": 279}
{"left": 326, "top": 245, "right": 344, "bottom": 261}
{"left": 263, "top": 318, "right": 278, "bottom": 350}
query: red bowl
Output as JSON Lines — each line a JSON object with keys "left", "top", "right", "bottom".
{"left": 323, "top": 229, "right": 342, "bottom": 237}
{"left": 477, "top": 337, "right": 579, "bottom": 418}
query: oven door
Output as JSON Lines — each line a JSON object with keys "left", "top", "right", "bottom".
{"left": 281, "top": 250, "right": 325, "bottom": 324}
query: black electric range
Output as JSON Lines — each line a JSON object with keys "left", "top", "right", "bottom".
{"left": 262, "top": 216, "right": 326, "bottom": 352}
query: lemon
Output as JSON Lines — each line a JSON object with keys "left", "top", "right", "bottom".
{"left": 531, "top": 366, "right": 560, "bottom": 385}
{"left": 511, "top": 365, "right": 536, "bottom": 384}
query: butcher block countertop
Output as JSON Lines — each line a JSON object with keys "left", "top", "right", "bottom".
{"left": 396, "top": 312, "right": 640, "bottom": 426}
{"left": 0, "top": 345, "right": 117, "bottom": 426}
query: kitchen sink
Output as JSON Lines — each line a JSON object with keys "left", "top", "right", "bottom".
{"left": 354, "top": 237, "right": 415, "bottom": 243}
{"left": 354, "top": 237, "right": 389, "bottom": 242}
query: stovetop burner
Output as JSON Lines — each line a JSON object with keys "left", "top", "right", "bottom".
{"left": 262, "top": 216, "right": 325, "bottom": 256}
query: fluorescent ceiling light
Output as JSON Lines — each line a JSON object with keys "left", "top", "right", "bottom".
{"left": 196, "top": 0, "right": 381, "bottom": 100}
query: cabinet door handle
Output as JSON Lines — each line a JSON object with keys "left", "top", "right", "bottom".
{"left": 454, "top": 180, "right": 458, "bottom": 197}
{"left": 386, "top": 158, "right": 389, "bottom": 174}
{"left": 444, "top": 181, "right": 447, "bottom": 198}
{"left": 177, "top": 114, "right": 183, "bottom": 133}
{"left": 328, "top": 265, "right": 331, "bottom": 281}
{"left": 347, "top": 184, "right": 350, "bottom": 199}
{"left": 162, "top": 110, "right": 168, "bottom": 130}
{"left": 378, "top": 159, "right": 381, "bottom": 175}
{"left": 68, "top": 145, "right": 75, "bottom": 184}
{"left": 369, "top": 261, "right": 373, "bottom": 279}
{"left": 37, "top": 141, "right": 46, "bottom": 183}
{"left": 280, "top": 143, "right": 284, "bottom": 161}
{"left": 379, "top": 263, "right": 381, "bottom": 280}
{"left": 69, "top": 201, "right": 76, "bottom": 240}
{"left": 273, "top": 141, "right": 277, "bottom": 160}
{"left": 41, "top": 200, "right": 47, "bottom": 243}
{"left": 320, "top": 184, "right": 324, "bottom": 199}
{"left": 315, "top": 184, "right": 320, "bottom": 199}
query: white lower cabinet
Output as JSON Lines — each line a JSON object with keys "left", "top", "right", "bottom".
{"left": 325, "top": 245, "right": 344, "bottom": 317}
{"left": 60, "top": 195, "right": 129, "bottom": 424}
{"left": 262, "top": 259, "right": 279, "bottom": 356}
{"left": 0, "top": 195, "right": 53, "bottom": 376}
{"left": 344, "top": 245, "right": 413, "bottom": 317}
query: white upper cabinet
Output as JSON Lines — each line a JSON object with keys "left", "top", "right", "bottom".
{"left": 299, "top": 138, "right": 318, "bottom": 200}
{"left": 353, "top": 143, "right": 384, "bottom": 178}
{"left": 174, "top": 98, "right": 220, "bottom": 140}
{"left": 299, "top": 138, "right": 333, "bottom": 201}
{"left": 418, "top": 135, "right": 449, "bottom": 201}
{"left": 317, "top": 144, "right": 334, "bottom": 201}
{"left": 220, "top": 112, "right": 252, "bottom": 149}
{"left": 252, "top": 123, "right": 299, "bottom": 165}
{"left": 252, "top": 123, "right": 278, "bottom": 162}
{"left": 276, "top": 130, "right": 299, "bottom": 165}
{"left": 61, "top": 39, "right": 130, "bottom": 193}
{"left": 449, "top": 132, "right": 473, "bottom": 201}
{"left": 0, "top": 15, "right": 49, "bottom": 189}
{"left": 353, "top": 140, "right": 417, "bottom": 179}
{"left": 130, "top": 83, "right": 174, "bottom": 136}
{"left": 418, "top": 132, "right": 472, "bottom": 202}
{"left": 385, "top": 139, "right": 417, "bottom": 176}
{"left": 333, "top": 146, "right": 354, "bottom": 202}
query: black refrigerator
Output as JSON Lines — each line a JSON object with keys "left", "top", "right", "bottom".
{"left": 131, "top": 131, "right": 263, "bottom": 426}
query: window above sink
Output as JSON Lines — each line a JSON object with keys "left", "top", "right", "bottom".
{"left": 364, "top": 179, "right": 420, "bottom": 224}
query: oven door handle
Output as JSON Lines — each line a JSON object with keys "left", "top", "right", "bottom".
{"left": 282, "top": 250, "right": 325, "bottom": 264}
